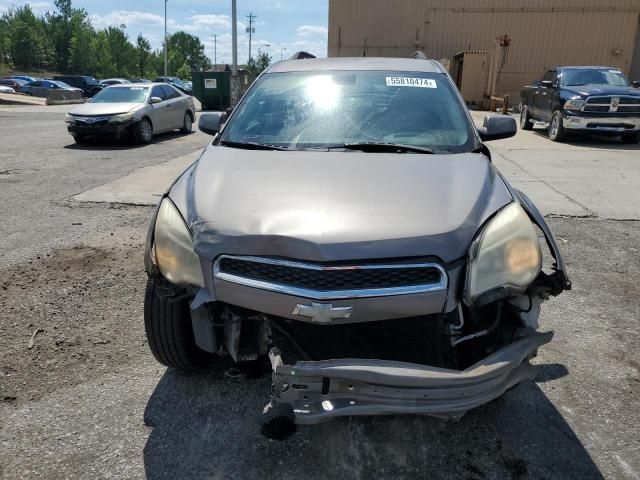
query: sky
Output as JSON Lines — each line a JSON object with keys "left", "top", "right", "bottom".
{"left": 1, "top": 0, "right": 329, "bottom": 64}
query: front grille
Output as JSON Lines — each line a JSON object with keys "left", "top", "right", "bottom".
{"left": 583, "top": 96, "right": 640, "bottom": 113}
{"left": 216, "top": 256, "right": 445, "bottom": 297}
{"left": 271, "top": 314, "right": 446, "bottom": 367}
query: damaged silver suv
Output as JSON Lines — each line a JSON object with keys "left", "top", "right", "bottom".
{"left": 143, "top": 57, "right": 570, "bottom": 424}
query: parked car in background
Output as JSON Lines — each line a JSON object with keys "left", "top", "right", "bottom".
{"left": 135, "top": 79, "right": 152, "bottom": 84}
{"left": 143, "top": 57, "right": 570, "bottom": 425}
{"left": 0, "top": 78, "right": 29, "bottom": 90}
{"left": 9, "top": 75, "right": 39, "bottom": 83}
{"left": 0, "top": 85, "right": 16, "bottom": 94}
{"left": 154, "top": 76, "right": 193, "bottom": 95}
{"left": 65, "top": 83, "right": 195, "bottom": 144}
{"left": 520, "top": 66, "right": 640, "bottom": 143}
{"left": 53, "top": 75, "right": 103, "bottom": 97}
{"left": 20, "top": 80, "right": 83, "bottom": 96}
{"left": 100, "top": 78, "right": 131, "bottom": 86}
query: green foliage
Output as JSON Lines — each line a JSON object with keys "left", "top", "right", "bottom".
{"left": 246, "top": 52, "right": 272, "bottom": 76}
{"left": 1, "top": 0, "right": 210, "bottom": 79}
{"left": 167, "top": 32, "right": 209, "bottom": 74}
{"left": 4, "top": 6, "right": 49, "bottom": 70}
{"left": 136, "top": 34, "right": 152, "bottom": 79}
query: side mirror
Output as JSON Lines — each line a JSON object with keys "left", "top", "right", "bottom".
{"left": 477, "top": 115, "right": 517, "bottom": 142}
{"left": 541, "top": 80, "right": 555, "bottom": 88}
{"left": 199, "top": 112, "right": 225, "bottom": 136}
{"left": 150, "top": 96, "right": 163, "bottom": 104}
{"left": 632, "top": 81, "right": 640, "bottom": 88}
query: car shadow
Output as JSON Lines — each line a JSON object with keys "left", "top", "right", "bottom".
{"left": 142, "top": 362, "right": 603, "bottom": 480}
{"left": 531, "top": 128, "right": 640, "bottom": 150}
{"left": 63, "top": 131, "right": 191, "bottom": 151}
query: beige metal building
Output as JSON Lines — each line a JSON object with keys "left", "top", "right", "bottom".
{"left": 328, "top": 0, "right": 640, "bottom": 100}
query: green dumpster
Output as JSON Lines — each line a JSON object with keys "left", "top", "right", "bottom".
{"left": 192, "top": 70, "right": 255, "bottom": 111}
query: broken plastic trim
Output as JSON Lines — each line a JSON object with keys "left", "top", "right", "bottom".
{"left": 266, "top": 330, "right": 553, "bottom": 425}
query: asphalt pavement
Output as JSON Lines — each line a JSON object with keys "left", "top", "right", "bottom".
{"left": 0, "top": 106, "right": 638, "bottom": 480}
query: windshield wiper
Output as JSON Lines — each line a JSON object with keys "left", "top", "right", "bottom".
{"left": 335, "top": 142, "right": 434, "bottom": 154}
{"left": 219, "top": 140, "right": 290, "bottom": 151}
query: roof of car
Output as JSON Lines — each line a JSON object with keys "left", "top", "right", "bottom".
{"left": 267, "top": 57, "right": 446, "bottom": 74}
{"left": 554, "top": 66, "right": 620, "bottom": 70}
{"left": 107, "top": 82, "right": 171, "bottom": 88}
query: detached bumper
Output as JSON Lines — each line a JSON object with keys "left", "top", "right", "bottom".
{"left": 563, "top": 113, "right": 640, "bottom": 133}
{"left": 269, "top": 330, "right": 553, "bottom": 425}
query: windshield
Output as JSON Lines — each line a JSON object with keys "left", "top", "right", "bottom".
{"left": 53, "top": 81, "right": 72, "bottom": 88}
{"left": 90, "top": 86, "right": 149, "bottom": 103}
{"left": 221, "top": 71, "right": 477, "bottom": 153}
{"left": 561, "top": 68, "right": 630, "bottom": 87}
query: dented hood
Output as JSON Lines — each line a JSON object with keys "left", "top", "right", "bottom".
{"left": 169, "top": 147, "right": 513, "bottom": 263}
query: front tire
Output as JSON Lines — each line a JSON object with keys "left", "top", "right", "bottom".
{"left": 73, "top": 135, "right": 89, "bottom": 144}
{"left": 621, "top": 131, "right": 640, "bottom": 144}
{"left": 520, "top": 104, "right": 533, "bottom": 130}
{"left": 548, "top": 110, "right": 566, "bottom": 142}
{"left": 144, "top": 276, "right": 212, "bottom": 370}
{"left": 134, "top": 117, "right": 153, "bottom": 144}
{"left": 181, "top": 111, "right": 193, "bottom": 134}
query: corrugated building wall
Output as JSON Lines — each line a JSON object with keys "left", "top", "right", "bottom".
{"left": 328, "top": 0, "right": 640, "bottom": 98}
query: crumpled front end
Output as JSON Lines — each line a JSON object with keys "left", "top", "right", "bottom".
{"left": 270, "top": 331, "right": 553, "bottom": 424}
{"left": 267, "top": 331, "right": 552, "bottom": 424}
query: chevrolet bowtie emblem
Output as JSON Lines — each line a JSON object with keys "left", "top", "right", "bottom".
{"left": 292, "top": 303, "right": 353, "bottom": 323}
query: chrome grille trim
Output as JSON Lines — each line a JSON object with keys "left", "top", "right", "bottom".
{"left": 213, "top": 255, "right": 448, "bottom": 300}
{"left": 582, "top": 96, "right": 640, "bottom": 113}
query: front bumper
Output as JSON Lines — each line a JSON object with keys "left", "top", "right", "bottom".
{"left": 67, "top": 120, "right": 134, "bottom": 138}
{"left": 563, "top": 113, "right": 640, "bottom": 133}
{"left": 269, "top": 330, "right": 553, "bottom": 424}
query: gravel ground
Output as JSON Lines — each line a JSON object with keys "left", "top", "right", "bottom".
{"left": 1, "top": 107, "right": 639, "bottom": 480}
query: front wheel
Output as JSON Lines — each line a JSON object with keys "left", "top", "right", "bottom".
{"left": 73, "top": 135, "right": 89, "bottom": 145}
{"left": 520, "top": 105, "right": 533, "bottom": 130}
{"left": 134, "top": 117, "right": 153, "bottom": 144}
{"left": 621, "top": 131, "right": 640, "bottom": 144}
{"left": 144, "top": 276, "right": 213, "bottom": 370}
{"left": 181, "top": 112, "right": 193, "bottom": 134}
{"left": 548, "top": 110, "right": 566, "bottom": 142}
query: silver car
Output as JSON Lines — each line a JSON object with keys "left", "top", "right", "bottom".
{"left": 143, "top": 57, "right": 570, "bottom": 425}
{"left": 65, "top": 83, "right": 195, "bottom": 144}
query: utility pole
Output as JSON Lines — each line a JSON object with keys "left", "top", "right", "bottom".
{"left": 164, "top": 0, "right": 168, "bottom": 78}
{"left": 246, "top": 12, "right": 256, "bottom": 63}
{"left": 231, "top": 0, "right": 238, "bottom": 76}
{"left": 210, "top": 34, "right": 218, "bottom": 70}
{"left": 231, "top": 0, "right": 239, "bottom": 105}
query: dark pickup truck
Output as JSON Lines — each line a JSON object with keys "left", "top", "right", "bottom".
{"left": 520, "top": 66, "right": 640, "bottom": 143}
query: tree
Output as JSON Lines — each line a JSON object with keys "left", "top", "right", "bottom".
{"left": 6, "top": 6, "right": 48, "bottom": 70}
{"left": 136, "top": 34, "right": 151, "bottom": 79}
{"left": 176, "top": 62, "right": 191, "bottom": 80}
{"left": 93, "top": 30, "right": 113, "bottom": 79}
{"left": 246, "top": 52, "right": 272, "bottom": 76}
{"left": 167, "top": 32, "right": 208, "bottom": 75}
{"left": 69, "top": 12, "right": 96, "bottom": 74}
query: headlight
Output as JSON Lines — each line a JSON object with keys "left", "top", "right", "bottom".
{"left": 109, "top": 112, "right": 135, "bottom": 123}
{"left": 64, "top": 113, "right": 74, "bottom": 123}
{"left": 465, "top": 203, "right": 542, "bottom": 305}
{"left": 563, "top": 98, "right": 585, "bottom": 111}
{"left": 153, "top": 198, "right": 205, "bottom": 288}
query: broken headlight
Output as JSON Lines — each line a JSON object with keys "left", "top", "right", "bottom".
{"left": 465, "top": 203, "right": 541, "bottom": 305}
{"left": 153, "top": 198, "right": 205, "bottom": 288}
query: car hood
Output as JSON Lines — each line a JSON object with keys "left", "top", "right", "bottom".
{"left": 169, "top": 148, "right": 513, "bottom": 264}
{"left": 562, "top": 85, "right": 640, "bottom": 98}
{"left": 68, "top": 102, "right": 142, "bottom": 116}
